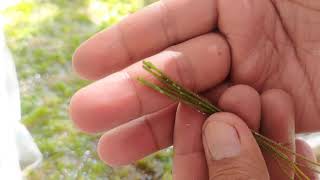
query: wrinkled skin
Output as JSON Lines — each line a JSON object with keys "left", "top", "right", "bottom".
{"left": 216, "top": 0, "right": 320, "bottom": 132}
{"left": 69, "top": 0, "right": 320, "bottom": 179}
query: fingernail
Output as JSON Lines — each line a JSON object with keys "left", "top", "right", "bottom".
{"left": 204, "top": 121, "right": 241, "bottom": 160}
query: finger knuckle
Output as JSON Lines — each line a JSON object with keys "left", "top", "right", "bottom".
{"left": 209, "top": 158, "right": 269, "bottom": 180}
{"left": 211, "top": 166, "right": 253, "bottom": 180}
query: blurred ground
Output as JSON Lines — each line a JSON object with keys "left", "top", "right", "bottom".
{"left": 1, "top": 0, "right": 172, "bottom": 179}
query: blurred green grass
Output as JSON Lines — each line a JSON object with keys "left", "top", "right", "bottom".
{"left": 2, "top": 0, "right": 172, "bottom": 179}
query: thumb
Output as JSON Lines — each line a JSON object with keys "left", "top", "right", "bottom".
{"left": 202, "top": 112, "right": 269, "bottom": 180}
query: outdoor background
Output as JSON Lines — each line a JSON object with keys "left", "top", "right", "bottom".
{"left": 1, "top": 0, "right": 174, "bottom": 179}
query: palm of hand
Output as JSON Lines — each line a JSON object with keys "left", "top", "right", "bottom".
{"left": 221, "top": 0, "right": 320, "bottom": 132}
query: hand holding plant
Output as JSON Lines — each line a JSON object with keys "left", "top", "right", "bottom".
{"left": 70, "top": 0, "right": 320, "bottom": 179}
{"left": 139, "top": 61, "right": 319, "bottom": 179}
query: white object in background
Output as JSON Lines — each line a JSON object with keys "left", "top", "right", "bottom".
{"left": 0, "top": 14, "right": 42, "bottom": 180}
{"left": 299, "top": 133, "right": 320, "bottom": 149}
{"left": 0, "top": 17, "right": 22, "bottom": 180}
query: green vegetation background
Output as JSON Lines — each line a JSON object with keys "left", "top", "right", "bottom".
{"left": 2, "top": 0, "right": 172, "bottom": 179}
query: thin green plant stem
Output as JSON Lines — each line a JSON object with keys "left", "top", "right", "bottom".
{"left": 255, "top": 134, "right": 309, "bottom": 180}
{"left": 137, "top": 77, "right": 213, "bottom": 114}
{"left": 138, "top": 61, "right": 320, "bottom": 180}
{"left": 270, "top": 147, "right": 295, "bottom": 180}
{"left": 142, "top": 61, "right": 221, "bottom": 112}
{"left": 253, "top": 131, "right": 320, "bottom": 173}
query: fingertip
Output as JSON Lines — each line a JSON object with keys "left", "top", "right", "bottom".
{"left": 296, "top": 139, "right": 316, "bottom": 162}
{"left": 218, "top": 84, "right": 260, "bottom": 110}
{"left": 72, "top": 27, "right": 129, "bottom": 80}
{"left": 69, "top": 72, "right": 142, "bottom": 133}
{"left": 97, "top": 133, "right": 119, "bottom": 167}
{"left": 261, "top": 89, "right": 293, "bottom": 105}
{"left": 72, "top": 40, "right": 109, "bottom": 80}
{"left": 69, "top": 87, "right": 96, "bottom": 133}
{"left": 183, "top": 33, "right": 231, "bottom": 89}
{"left": 202, "top": 112, "right": 268, "bottom": 179}
{"left": 68, "top": 83, "right": 112, "bottom": 133}
{"left": 261, "top": 88, "right": 295, "bottom": 126}
{"left": 203, "top": 112, "right": 252, "bottom": 139}
{"left": 295, "top": 139, "right": 318, "bottom": 180}
{"left": 260, "top": 89, "right": 295, "bottom": 139}
{"left": 97, "top": 120, "right": 158, "bottom": 167}
{"left": 203, "top": 114, "right": 242, "bottom": 160}
{"left": 203, "top": 112, "right": 262, "bottom": 151}
{"left": 72, "top": 42, "right": 97, "bottom": 80}
{"left": 218, "top": 84, "right": 261, "bottom": 131}
{"left": 97, "top": 132, "right": 132, "bottom": 167}
{"left": 69, "top": 81, "right": 110, "bottom": 133}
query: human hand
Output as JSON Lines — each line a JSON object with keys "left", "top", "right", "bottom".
{"left": 173, "top": 85, "right": 316, "bottom": 179}
{"left": 69, "top": 0, "right": 320, "bottom": 169}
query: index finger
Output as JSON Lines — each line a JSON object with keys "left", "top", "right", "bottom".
{"left": 73, "top": 0, "right": 218, "bottom": 80}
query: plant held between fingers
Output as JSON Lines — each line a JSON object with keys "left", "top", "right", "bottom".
{"left": 137, "top": 61, "right": 320, "bottom": 180}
